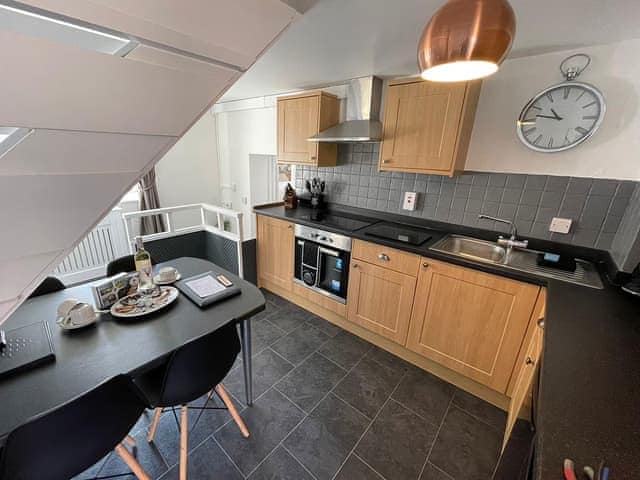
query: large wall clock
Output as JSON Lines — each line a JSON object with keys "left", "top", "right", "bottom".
{"left": 516, "top": 54, "right": 606, "bottom": 153}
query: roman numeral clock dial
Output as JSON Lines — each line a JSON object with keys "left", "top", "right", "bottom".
{"left": 517, "top": 80, "right": 605, "bottom": 153}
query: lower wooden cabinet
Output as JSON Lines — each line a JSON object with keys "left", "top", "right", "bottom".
{"left": 347, "top": 259, "right": 417, "bottom": 345}
{"left": 406, "top": 259, "right": 540, "bottom": 393}
{"left": 502, "top": 291, "right": 545, "bottom": 451}
{"left": 256, "top": 215, "right": 294, "bottom": 291}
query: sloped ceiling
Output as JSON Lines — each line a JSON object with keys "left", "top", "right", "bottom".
{"left": 0, "top": 0, "right": 299, "bottom": 324}
{"left": 222, "top": 0, "right": 640, "bottom": 101}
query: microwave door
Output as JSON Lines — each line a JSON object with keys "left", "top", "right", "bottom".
{"left": 317, "top": 247, "right": 347, "bottom": 299}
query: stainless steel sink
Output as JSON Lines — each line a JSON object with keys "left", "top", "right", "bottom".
{"left": 430, "top": 234, "right": 604, "bottom": 289}
{"left": 432, "top": 235, "right": 507, "bottom": 264}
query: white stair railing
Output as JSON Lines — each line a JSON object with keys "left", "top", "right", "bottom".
{"left": 122, "top": 203, "right": 245, "bottom": 278}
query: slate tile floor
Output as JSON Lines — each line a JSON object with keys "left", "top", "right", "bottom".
{"left": 75, "top": 290, "right": 526, "bottom": 480}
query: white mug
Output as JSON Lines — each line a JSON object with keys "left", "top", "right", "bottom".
{"left": 57, "top": 302, "right": 96, "bottom": 328}
{"left": 158, "top": 267, "right": 178, "bottom": 282}
{"left": 57, "top": 299, "right": 81, "bottom": 318}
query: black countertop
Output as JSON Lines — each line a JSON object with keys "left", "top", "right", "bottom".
{"left": 255, "top": 203, "right": 640, "bottom": 479}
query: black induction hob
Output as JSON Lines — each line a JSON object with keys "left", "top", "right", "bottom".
{"left": 363, "top": 221, "right": 437, "bottom": 246}
{"left": 301, "top": 211, "right": 376, "bottom": 232}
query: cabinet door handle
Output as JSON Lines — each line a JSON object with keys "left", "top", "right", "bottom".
{"left": 352, "top": 264, "right": 359, "bottom": 269}
{"left": 525, "top": 357, "right": 535, "bottom": 366}
{"left": 288, "top": 225, "right": 293, "bottom": 229}
{"left": 382, "top": 159, "right": 391, "bottom": 164}
{"left": 378, "top": 253, "right": 390, "bottom": 261}
{"left": 537, "top": 317, "right": 545, "bottom": 328}
{"left": 311, "top": 156, "right": 317, "bottom": 160}
{"left": 422, "top": 262, "right": 429, "bottom": 268}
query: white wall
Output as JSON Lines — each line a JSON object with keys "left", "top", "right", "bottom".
{"left": 466, "top": 39, "right": 640, "bottom": 180}
{"left": 214, "top": 101, "right": 278, "bottom": 237}
{"left": 155, "top": 111, "right": 221, "bottom": 228}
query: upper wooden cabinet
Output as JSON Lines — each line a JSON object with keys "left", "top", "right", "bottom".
{"left": 406, "top": 259, "right": 540, "bottom": 393}
{"left": 256, "top": 215, "right": 294, "bottom": 291}
{"left": 379, "top": 77, "right": 481, "bottom": 176}
{"left": 277, "top": 91, "right": 340, "bottom": 166}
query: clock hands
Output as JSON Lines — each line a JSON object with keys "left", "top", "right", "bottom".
{"left": 537, "top": 108, "right": 564, "bottom": 121}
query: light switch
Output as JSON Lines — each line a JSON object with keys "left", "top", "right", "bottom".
{"left": 549, "top": 217, "right": 572, "bottom": 234}
{"left": 403, "top": 192, "right": 417, "bottom": 211}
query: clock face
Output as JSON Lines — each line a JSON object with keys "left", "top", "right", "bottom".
{"left": 516, "top": 81, "right": 605, "bottom": 153}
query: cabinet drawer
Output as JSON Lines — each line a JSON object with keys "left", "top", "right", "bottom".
{"left": 352, "top": 239, "right": 420, "bottom": 276}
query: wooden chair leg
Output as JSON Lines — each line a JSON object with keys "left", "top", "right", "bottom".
{"left": 115, "top": 444, "right": 150, "bottom": 480}
{"left": 147, "top": 407, "right": 163, "bottom": 443}
{"left": 180, "top": 406, "right": 188, "bottom": 480}
{"left": 216, "top": 384, "right": 250, "bottom": 438}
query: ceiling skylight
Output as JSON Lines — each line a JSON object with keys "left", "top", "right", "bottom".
{"left": 0, "top": 127, "right": 32, "bottom": 159}
{"left": 0, "top": 3, "right": 136, "bottom": 56}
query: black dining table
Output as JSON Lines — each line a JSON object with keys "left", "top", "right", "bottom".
{"left": 0, "top": 256, "right": 264, "bottom": 444}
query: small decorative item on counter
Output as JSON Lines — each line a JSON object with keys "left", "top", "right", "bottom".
{"left": 283, "top": 183, "right": 298, "bottom": 209}
{"left": 305, "top": 177, "right": 325, "bottom": 208}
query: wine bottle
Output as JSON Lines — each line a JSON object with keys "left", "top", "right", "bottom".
{"left": 134, "top": 236, "right": 154, "bottom": 294}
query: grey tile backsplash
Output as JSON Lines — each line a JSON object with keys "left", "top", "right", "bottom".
{"left": 294, "top": 143, "right": 639, "bottom": 260}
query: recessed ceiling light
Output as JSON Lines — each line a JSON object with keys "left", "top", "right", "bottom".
{"left": 0, "top": 3, "right": 137, "bottom": 56}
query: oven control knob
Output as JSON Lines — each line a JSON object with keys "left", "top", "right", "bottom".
{"left": 318, "top": 236, "right": 327, "bottom": 242}
{"left": 302, "top": 270, "right": 316, "bottom": 286}
{"left": 328, "top": 238, "right": 334, "bottom": 243}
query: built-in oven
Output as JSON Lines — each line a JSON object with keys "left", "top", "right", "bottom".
{"left": 294, "top": 224, "right": 351, "bottom": 303}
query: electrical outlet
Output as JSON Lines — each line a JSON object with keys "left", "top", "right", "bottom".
{"left": 403, "top": 192, "right": 417, "bottom": 211}
{"left": 549, "top": 217, "right": 572, "bottom": 234}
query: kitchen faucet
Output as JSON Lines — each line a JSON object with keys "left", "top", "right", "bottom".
{"left": 478, "top": 214, "right": 529, "bottom": 249}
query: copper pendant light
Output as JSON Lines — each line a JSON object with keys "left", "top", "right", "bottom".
{"left": 418, "top": 0, "right": 516, "bottom": 82}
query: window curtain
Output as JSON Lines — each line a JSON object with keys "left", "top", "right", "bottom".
{"left": 138, "top": 167, "right": 166, "bottom": 235}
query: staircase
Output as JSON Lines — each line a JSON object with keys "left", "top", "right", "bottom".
{"left": 0, "top": 0, "right": 301, "bottom": 323}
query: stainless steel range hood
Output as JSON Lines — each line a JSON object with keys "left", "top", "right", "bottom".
{"left": 308, "top": 76, "right": 383, "bottom": 142}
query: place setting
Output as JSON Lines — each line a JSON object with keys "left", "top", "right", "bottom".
{"left": 110, "top": 266, "right": 181, "bottom": 319}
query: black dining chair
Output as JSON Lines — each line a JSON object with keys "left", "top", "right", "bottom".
{"left": 107, "top": 255, "right": 136, "bottom": 277}
{"left": 135, "top": 322, "right": 249, "bottom": 480}
{"left": 28, "top": 276, "right": 65, "bottom": 298}
{"left": 0, "top": 374, "right": 150, "bottom": 480}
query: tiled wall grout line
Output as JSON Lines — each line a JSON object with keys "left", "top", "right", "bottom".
{"left": 293, "top": 144, "right": 638, "bottom": 252}
{"left": 419, "top": 395, "right": 456, "bottom": 480}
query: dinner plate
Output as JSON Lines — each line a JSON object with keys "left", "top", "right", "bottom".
{"left": 110, "top": 286, "right": 179, "bottom": 318}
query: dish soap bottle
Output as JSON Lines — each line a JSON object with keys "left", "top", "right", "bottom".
{"left": 134, "top": 236, "right": 154, "bottom": 294}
